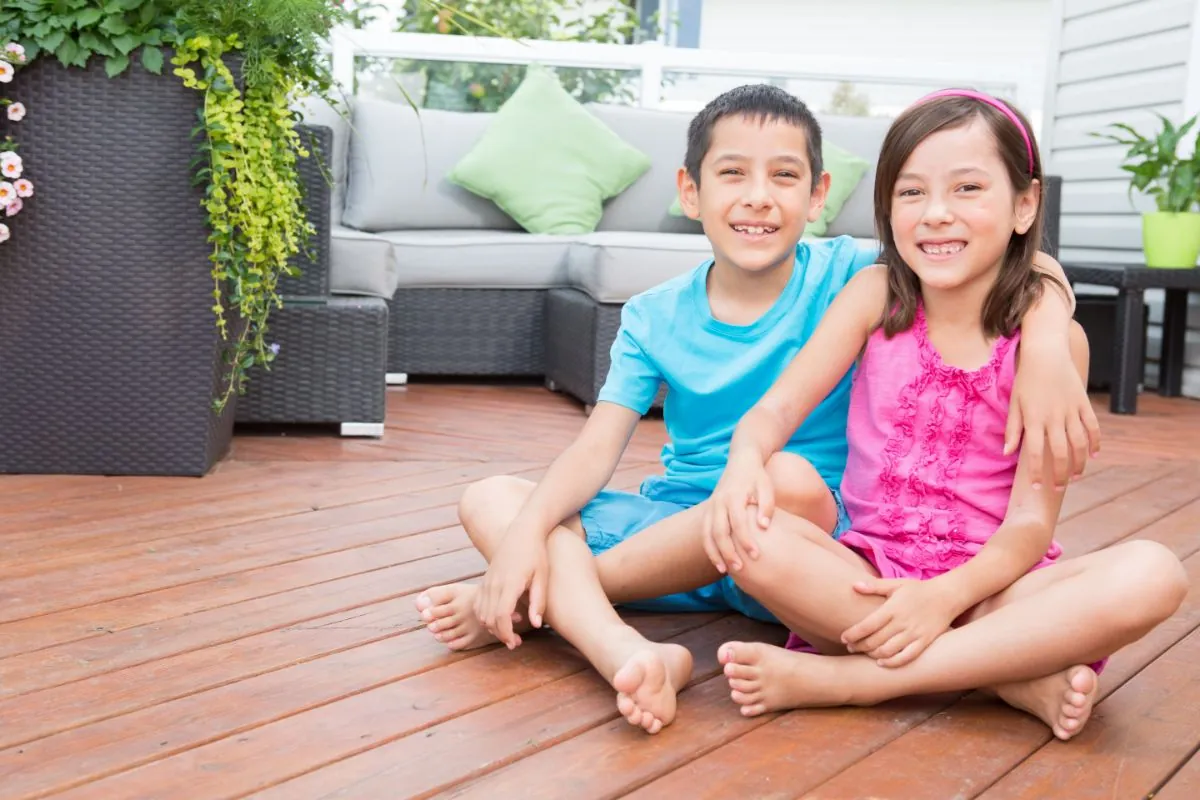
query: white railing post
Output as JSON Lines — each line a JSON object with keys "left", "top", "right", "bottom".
{"left": 331, "top": 28, "right": 357, "bottom": 95}
{"left": 638, "top": 42, "right": 664, "bottom": 108}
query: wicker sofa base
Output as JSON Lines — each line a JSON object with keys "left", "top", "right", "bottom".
{"left": 544, "top": 288, "right": 665, "bottom": 411}
{"left": 235, "top": 297, "right": 388, "bottom": 429}
{"left": 388, "top": 288, "right": 546, "bottom": 376}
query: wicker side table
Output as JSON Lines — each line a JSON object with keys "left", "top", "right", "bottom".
{"left": 1063, "top": 263, "right": 1200, "bottom": 414}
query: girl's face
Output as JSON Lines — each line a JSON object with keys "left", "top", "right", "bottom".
{"left": 889, "top": 118, "right": 1038, "bottom": 294}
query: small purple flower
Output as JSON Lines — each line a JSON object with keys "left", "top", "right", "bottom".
{"left": 269, "top": 342, "right": 281, "bottom": 355}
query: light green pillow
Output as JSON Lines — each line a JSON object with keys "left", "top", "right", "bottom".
{"left": 807, "top": 141, "right": 871, "bottom": 236}
{"left": 666, "top": 141, "right": 871, "bottom": 237}
{"left": 447, "top": 64, "right": 652, "bottom": 234}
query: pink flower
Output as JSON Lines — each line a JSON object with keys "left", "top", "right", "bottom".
{"left": 0, "top": 223, "right": 9, "bottom": 243}
{"left": 3, "top": 43, "right": 24, "bottom": 63}
{"left": 6, "top": 102, "right": 24, "bottom": 122}
{"left": 0, "top": 181, "right": 13, "bottom": 207}
{"left": 0, "top": 152, "right": 21, "bottom": 179}
{"left": 14, "top": 178, "right": 31, "bottom": 197}
{"left": 0, "top": 62, "right": 12, "bottom": 84}
{"left": 5, "top": 196, "right": 20, "bottom": 216}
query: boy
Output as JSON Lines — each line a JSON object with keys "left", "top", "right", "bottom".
{"left": 417, "top": 85, "right": 1095, "bottom": 734}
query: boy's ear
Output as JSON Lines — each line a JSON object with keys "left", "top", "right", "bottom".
{"left": 807, "top": 170, "right": 832, "bottom": 223}
{"left": 1014, "top": 178, "right": 1040, "bottom": 235}
{"left": 676, "top": 166, "right": 701, "bottom": 219}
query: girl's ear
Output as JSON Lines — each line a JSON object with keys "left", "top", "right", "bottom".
{"left": 1014, "top": 178, "right": 1040, "bottom": 235}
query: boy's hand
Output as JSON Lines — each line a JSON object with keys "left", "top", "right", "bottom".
{"left": 841, "top": 578, "right": 959, "bottom": 667}
{"left": 1005, "top": 341, "right": 1100, "bottom": 491}
{"left": 705, "top": 458, "right": 774, "bottom": 573}
{"left": 474, "top": 534, "right": 548, "bottom": 650}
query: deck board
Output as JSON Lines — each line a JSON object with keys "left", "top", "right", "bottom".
{"left": 1, "top": 384, "right": 1198, "bottom": 799}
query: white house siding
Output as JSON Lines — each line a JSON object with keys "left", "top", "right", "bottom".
{"left": 1043, "top": 0, "right": 1200, "bottom": 397}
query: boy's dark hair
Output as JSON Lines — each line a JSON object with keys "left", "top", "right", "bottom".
{"left": 872, "top": 93, "right": 1061, "bottom": 339}
{"left": 684, "top": 84, "right": 823, "bottom": 191}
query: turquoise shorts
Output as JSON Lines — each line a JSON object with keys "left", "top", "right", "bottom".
{"left": 580, "top": 487, "right": 852, "bottom": 624}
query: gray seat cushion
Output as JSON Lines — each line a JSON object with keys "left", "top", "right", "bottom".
{"left": 330, "top": 226, "right": 399, "bottom": 298}
{"left": 341, "top": 99, "right": 521, "bottom": 233}
{"left": 568, "top": 231, "right": 713, "bottom": 303}
{"left": 383, "top": 230, "right": 575, "bottom": 289}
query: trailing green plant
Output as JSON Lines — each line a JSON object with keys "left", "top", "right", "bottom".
{"left": 0, "top": 0, "right": 368, "bottom": 410}
{"left": 1093, "top": 112, "right": 1200, "bottom": 214}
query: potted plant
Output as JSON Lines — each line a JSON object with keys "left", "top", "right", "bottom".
{"left": 1094, "top": 112, "right": 1200, "bottom": 269}
{"left": 0, "top": 0, "right": 352, "bottom": 476}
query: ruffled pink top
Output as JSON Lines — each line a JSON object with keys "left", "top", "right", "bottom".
{"left": 836, "top": 305, "right": 1062, "bottom": 579}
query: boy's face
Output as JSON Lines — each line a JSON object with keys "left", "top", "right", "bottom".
{"left": 676, "top": 115, "right": 829, "bottom": 275}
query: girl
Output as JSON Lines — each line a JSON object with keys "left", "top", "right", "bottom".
{"left": 704, "top": 89, "right": 1188, "bottom": 740}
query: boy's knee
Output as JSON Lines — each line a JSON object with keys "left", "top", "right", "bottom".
{"left": 765, "top": 453, "right": 836, "bottom": 532}
{"left": 458, "top": 475, "right": 533, "bottom": 539}
{"left": 731, "top": 510, "right": 823, "bottom": 594}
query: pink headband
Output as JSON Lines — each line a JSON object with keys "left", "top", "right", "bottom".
{"left": 915, "top": 89, "right": 1035, "bottom": 175}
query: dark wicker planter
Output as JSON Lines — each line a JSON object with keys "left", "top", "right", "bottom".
{"left": 0, "top": 53, "right": 238, "bottom": 476}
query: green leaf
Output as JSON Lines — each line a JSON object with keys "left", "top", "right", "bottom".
{"left": 55, "top": 36, "right": 82, "bottom": 68}
{"left": 112, "top": 32, "right": 137, "bottom": 54}
{"left": 41, "top": 29, "right": 65, "bottom": 52}
{"left": 104, "top": 52, "right": 128, "bottom": 77}
{"left": 141, "top": 45, "right": 163, "bottom": 74}
{"left": 75, "top": 7, "right": 102, "bottom": 27}
{"left": 79, "top": 30, "right": 114, "bottom": 56}
{"left": 139, "top": 4, "right": 155, "bottom": 27}
{"left": 98, "top": 14, "right": 128, "bottom": 36}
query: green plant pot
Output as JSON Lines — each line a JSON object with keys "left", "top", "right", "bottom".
{"left": 1142, "top": 211, "right": 1200, "bottom": 268}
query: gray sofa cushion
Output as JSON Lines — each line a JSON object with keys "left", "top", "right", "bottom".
{"left": 588, "top": 104, "right": 703, "bottom": 236}
{"left": 341, "top": 100, "right": 520, "bottom": 233}
{"left": 383, "top": 230, "right": 575, "bottom": 289}
{"left": 330, "top": 226, "right": 398, "bottom": 298}
{"left": 818, "top": 114, "right": 893, "bottom": 239}
{"left": 568, "top": 231, "right": 713, "bottom": 303}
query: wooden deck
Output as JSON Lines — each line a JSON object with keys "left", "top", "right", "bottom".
{"left": 2, "top": 383, "right": 1199, "bottom": 799}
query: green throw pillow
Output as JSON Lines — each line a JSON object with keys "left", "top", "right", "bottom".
{"left": 807, "top": 141, "right": 871, "bottom": 237}
{"left": 447, "top": 64, "right": 652, "bottom": 235}
{"left": 666, "top": 141, "right": 870, "bottom": 237}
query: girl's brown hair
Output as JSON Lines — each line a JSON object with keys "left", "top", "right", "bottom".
{"left": 872, "top": 93, "right": 1062, "bottom": 339}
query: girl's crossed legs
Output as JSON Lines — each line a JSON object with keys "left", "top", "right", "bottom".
{"left": 718, "top": 509, "right": 1188, "bottom": 739}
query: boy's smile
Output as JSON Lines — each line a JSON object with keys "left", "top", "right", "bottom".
{"left": 676, "top": 115, "right": 829, "bottom": 277}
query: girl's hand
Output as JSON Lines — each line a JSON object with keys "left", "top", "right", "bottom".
{"left": 1005, "top": 341, "right": 1100, "bottom": 491}
{"left": 474, "top": 534, "right": 549, "bottom": 650}
{"left": 704, "top": 458, "right": 775, "bottom": 573}
{"left": 841, "top": 578, "right": 960, "bottom": 667}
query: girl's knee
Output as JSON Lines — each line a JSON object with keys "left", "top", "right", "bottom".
{"left": 1122, "top": 540, "right": 1188, "bottom": 611}
{"left": 1099, "top": 540, "right": 1188, "bottom": 625}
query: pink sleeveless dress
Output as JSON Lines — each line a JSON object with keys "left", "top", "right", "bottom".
{"left": 784, "top": 305, "right": 1102, "bottom": 671}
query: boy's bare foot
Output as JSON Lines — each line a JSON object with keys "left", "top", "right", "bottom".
{"left": 719, "top": 641, "right": 851, "bottom": 716}
{"left": 414, "top": 584, "right": 498, "bottom": 651}
{"left": 992, "top": 665, "right": 1098, "bottom": 740}
{"left": 612, "top": 643, "right": 693, "bottom": 734}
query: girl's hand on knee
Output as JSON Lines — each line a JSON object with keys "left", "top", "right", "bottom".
{"left": 706, "top": 462, "right": 774, "bottom": 572}
{"left": 842, "top": 578, "right": 959, "bottom": 667}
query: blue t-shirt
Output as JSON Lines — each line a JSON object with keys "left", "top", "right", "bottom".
{"left": 597, "top": 235, "right": 879, "bottom": 506}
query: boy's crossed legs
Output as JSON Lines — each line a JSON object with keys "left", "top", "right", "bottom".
{"left": 415, "top": 453, "right": 838, "bottom": 732}
{"left": 712, "top": 509, "right": 1187, "bottom": 740}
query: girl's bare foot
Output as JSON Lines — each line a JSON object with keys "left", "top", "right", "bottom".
{"left": 992, "top": 665, "right": 1099, "bottom": 740}
{"left": 414, "top": 584, "right": 498, "bottom": 651}
{"left": 612, "top": 643, "right": 693, "bottom": 734}
{"left": 718, "top": 641, "right": 853, "bottom": 716}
